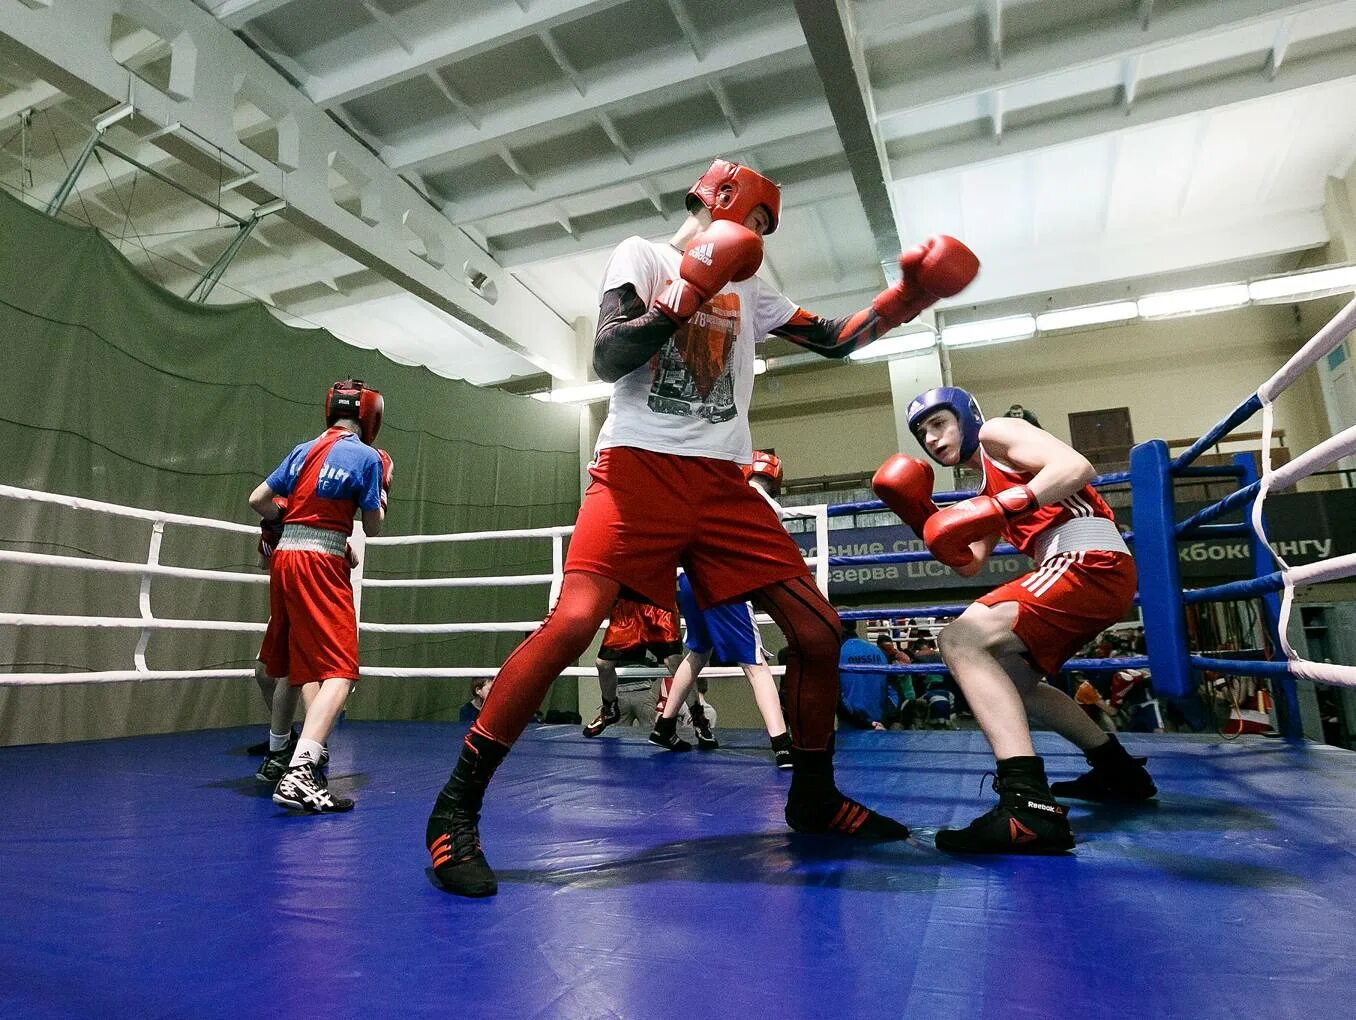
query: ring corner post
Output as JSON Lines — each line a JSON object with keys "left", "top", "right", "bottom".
{"left": 1232, "top": 452, "right": 1303, "bottom": 742}
{"left": 1131, "top": 440, "right": 1190, "bottom": 697}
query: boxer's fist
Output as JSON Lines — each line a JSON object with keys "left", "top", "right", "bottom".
{"left": 256, "top": 496, "right": 287, "bottom": 567}
{"left": 873, "top": 235, "right": 980, "bottom": 327}
{"left": 922, "top": 497, "right": 1005, "bottom": 569}
{"left": 655, "top": 221, "right": 763, "bottom": 322}
{"left": 377, "top": 449, "right": 394, "bottom": 511}
{"left": 872, "top": 454, "right": 939, "bottom": 537}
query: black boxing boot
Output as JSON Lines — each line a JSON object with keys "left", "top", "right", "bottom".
{"left": 648, "top": 714, "right": 691, "bottom": 752}
{"left": 426, "top": 732, "right": 508, "bottom": 897}
{"left": 1050, "top": 735, "right": 1157, "bottom": 803}
{"left": 936, "top": 756, "right": 1074, "bottom": 854}
{"left": 785, "top": 746, "right": 910, "bottom": 840}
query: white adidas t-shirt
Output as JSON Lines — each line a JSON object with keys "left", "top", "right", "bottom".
{"left": 594, "top": 235, "right": 796, "bottom": 463}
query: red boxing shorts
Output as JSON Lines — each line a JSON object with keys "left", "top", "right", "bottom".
{"left": 258, "top": 548, "right": 359, "bottom": 686}
{"left": 565, "top": 447, "right": 809, "bottom": 610}
{"left": 977, "top": 550, "right": 1137, "bottom": 678}
{"left": 599, "top": 596, "right": 683, "bottom": 661}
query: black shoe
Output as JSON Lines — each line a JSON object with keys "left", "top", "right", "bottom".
{"left": 582, "top": 700, "right": 621, "bottom": 738}
{"left": 1050, "top": 736, "right": 1157, "bottom": 803}
{"left": 427, "top": 733, "right": 507, "bottom": 897}
{"left": 784, "top": 747, "right": 909, "bottom": 840}
{"left": 255, "top": 748, "right": 291, "bottom": 784}
{"left": 770, "top": 732, "right": 793, "bottom": 770}
{"left": 648, "top": 716, "right": 691, "bottom": 752}
{"left": 936, "top": 757, "right": 1074, "bottom": 855}
{"left": 273, "top": 764, "right": 354, "bottom": 813}
{"left": 691, "top": 703, "right": 719, "bottom": 751}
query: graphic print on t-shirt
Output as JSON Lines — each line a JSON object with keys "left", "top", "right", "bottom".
{"left": 647, "top": 291, "right": 740, "bottom": 423}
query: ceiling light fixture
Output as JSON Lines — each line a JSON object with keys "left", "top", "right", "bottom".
{"left": 847, "top": 331, "right": 936, "bottom": 363}
{"left": 1137, "top": 283, "right": 1250, "bottom": 318}
{"left": 1035, "top": 300, "right": 1139, "bottom": 332}
{"left": 531, "top": 381, "right": 614, "bottom": 404}
{"left": 1248, "top": 265, "right": 1356, "bottom": 303}
{"left": 942, "top": 314, "right": 1036, "bottom": 347}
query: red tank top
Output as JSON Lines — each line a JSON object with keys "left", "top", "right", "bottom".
{"left": 979, "top": 450, "right": 1118, "bottom": 559}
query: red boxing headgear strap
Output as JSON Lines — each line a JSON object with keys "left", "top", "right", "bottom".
{"left": 325, "top": 379, "right": 384, "bottom": 445}
{"left": 686, "top": 159, "right": 781, "bottom": 234}
{"left": 749, "top": 450, "right": 784, "bottom": 496}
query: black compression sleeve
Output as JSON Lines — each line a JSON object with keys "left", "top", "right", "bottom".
{"left": 592, "top": 284, "right": 680, "bottom": 382}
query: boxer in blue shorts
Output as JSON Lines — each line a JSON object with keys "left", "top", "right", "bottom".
{"left": 649, "top": 452, "right": 794, "bottom": 767}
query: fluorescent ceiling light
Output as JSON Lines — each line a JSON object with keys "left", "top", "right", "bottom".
{"left": 847, "top": 332, "right": 936, "bottom": 362}
{"left": 753, "top": 357, "right": 768, "bottom": 375}
{"left": 1036, "top": 301, "right": 1138, "bottom": 332}
{"left": 1248, "top": 266, "right": 1356, "bottom": 303}
{"left": 532, "top": 381, "right": 613, "bottom": 404}
{"left": 942, "top": 314, "right": 1035, "bottom": 348}
{"left": 1138, "top": 283, "right": 1249, "bottom": 318}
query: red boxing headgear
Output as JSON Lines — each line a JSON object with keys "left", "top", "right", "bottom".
{"left": 749, "top": 450, "right": 783, "bottom": 496}
{"left": 686, "top": 159, "right": 781, "bottom": 234}
{"left": 325, "top": 379, "right": 384, "bottom": 445}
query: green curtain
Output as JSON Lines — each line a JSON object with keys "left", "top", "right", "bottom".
{"left": 0, "top": 189, "right": 581, "bottom": 744}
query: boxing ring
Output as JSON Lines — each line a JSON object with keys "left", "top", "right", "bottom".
{"left": 5, "top": 307, "right": 1356, "bottom": 1017}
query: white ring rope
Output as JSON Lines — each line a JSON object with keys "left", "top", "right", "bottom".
{"left": 1250, "top": 294, "right": 1356, "bottom": 687}
{"left": 0, "top": 484, "right": 828, "bottom": 686}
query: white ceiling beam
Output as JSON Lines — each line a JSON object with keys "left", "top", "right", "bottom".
{"left": 307, "top": 0, "right": 629, "bottom": 108}
{"left": 1138, "top": 0, "right": 1155, "bottom": 32}
{"left": 596, "top": 112, "right": 634, "bottom": 163}
{"left": 986, "top": 0, "right": 1003, "bottom": 69}
{"left": 538, "top": 29, "right": 586, "bottom": 97}
{"left": 793, "top": 0, "right": 901, "bottom": 271}
{"left": 888, "top": 44, "right": 1356, "bottom": 181}
{"left": 385, "top": 16, "right": 807, "bottom": 173}
{"left": 358, "top": 1, "right": 413, "bottom": 55}
{"left": 424, "top": 72, "right": 480, "bottom": 129}
{"left": 874, "top": 0, "right": 1335, "bottom": 127}
{"left": 667, "top": 0, "right": 706, "bottom": 60}
{"left": 1121, "top": 55, "right": 1142, "bottom": 111}
{"left": 208, "top": 0, "right": 299, "bottom": 30}
{"left": 449, "top": 106, "right": 836, "bottom": 225}
{"left": 707, "top": 78, "right": 741, "bottom": 137}
{"left": 1265, "top": 15, "right": 1296, "bottom": 81}
{"left": 0, "top": 79, "right": 62, "bottom": 123}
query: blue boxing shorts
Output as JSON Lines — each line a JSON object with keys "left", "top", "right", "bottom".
{"left": 676, "top": 572, "right": 764, "bottom": 666}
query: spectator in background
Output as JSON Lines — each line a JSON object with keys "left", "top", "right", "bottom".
{"left": 838, "top": 621, "right": 895, "bottom": 730}
{"left": 1003, "top": 404, "right": 1041, "bottom": 429}
{"left": 877, "top": 634, "right": 917, "bottom": 727}
{"left": 461, "top": 677, "right": 493, "bottom": 724}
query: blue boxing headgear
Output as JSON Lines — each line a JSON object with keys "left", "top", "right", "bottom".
{"left": 906, "top": 386, "right": 984, "bottom": 464}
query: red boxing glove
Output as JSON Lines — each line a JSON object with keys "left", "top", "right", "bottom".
{"left": 922, "top": 486, "right": 1038, "bottom": 569}
{"left": 872, "top": 235, "right": 980, "bottom": 329}
{"left": 655, "top": 220, "right": 764, "bottom": 322}
{"left": 871, "top": 454, "right": 939, "bottom": 537}
{"left": 377, "top": 449, "right": 394, "bottom": 511}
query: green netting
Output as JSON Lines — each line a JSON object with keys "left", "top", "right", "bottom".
{"left": 0, "top": 188, "right": 581, "bottom": 744}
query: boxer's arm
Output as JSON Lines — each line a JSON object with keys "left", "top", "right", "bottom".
{"left": 361, "top": 505, "right": 385, "bottom": 537}
{"left": 979, "top": 417, "right": 1095, "bottom": 506}
{"left": 769, "top": 306, "right": 892, "bottom": 360}
{"left": 592, "top": 283, "right": 681, "bottom": 382}
{"left": 248, "top": 482, "right": 282, "bottom": 519}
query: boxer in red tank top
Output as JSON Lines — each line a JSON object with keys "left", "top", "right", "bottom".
{"left": 872, "top": 386, "right": 1156, "bottom": 855}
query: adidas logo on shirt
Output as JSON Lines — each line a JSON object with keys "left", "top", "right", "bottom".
{"left": 689, "top": 242, "right": 714, "bottom": 266}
